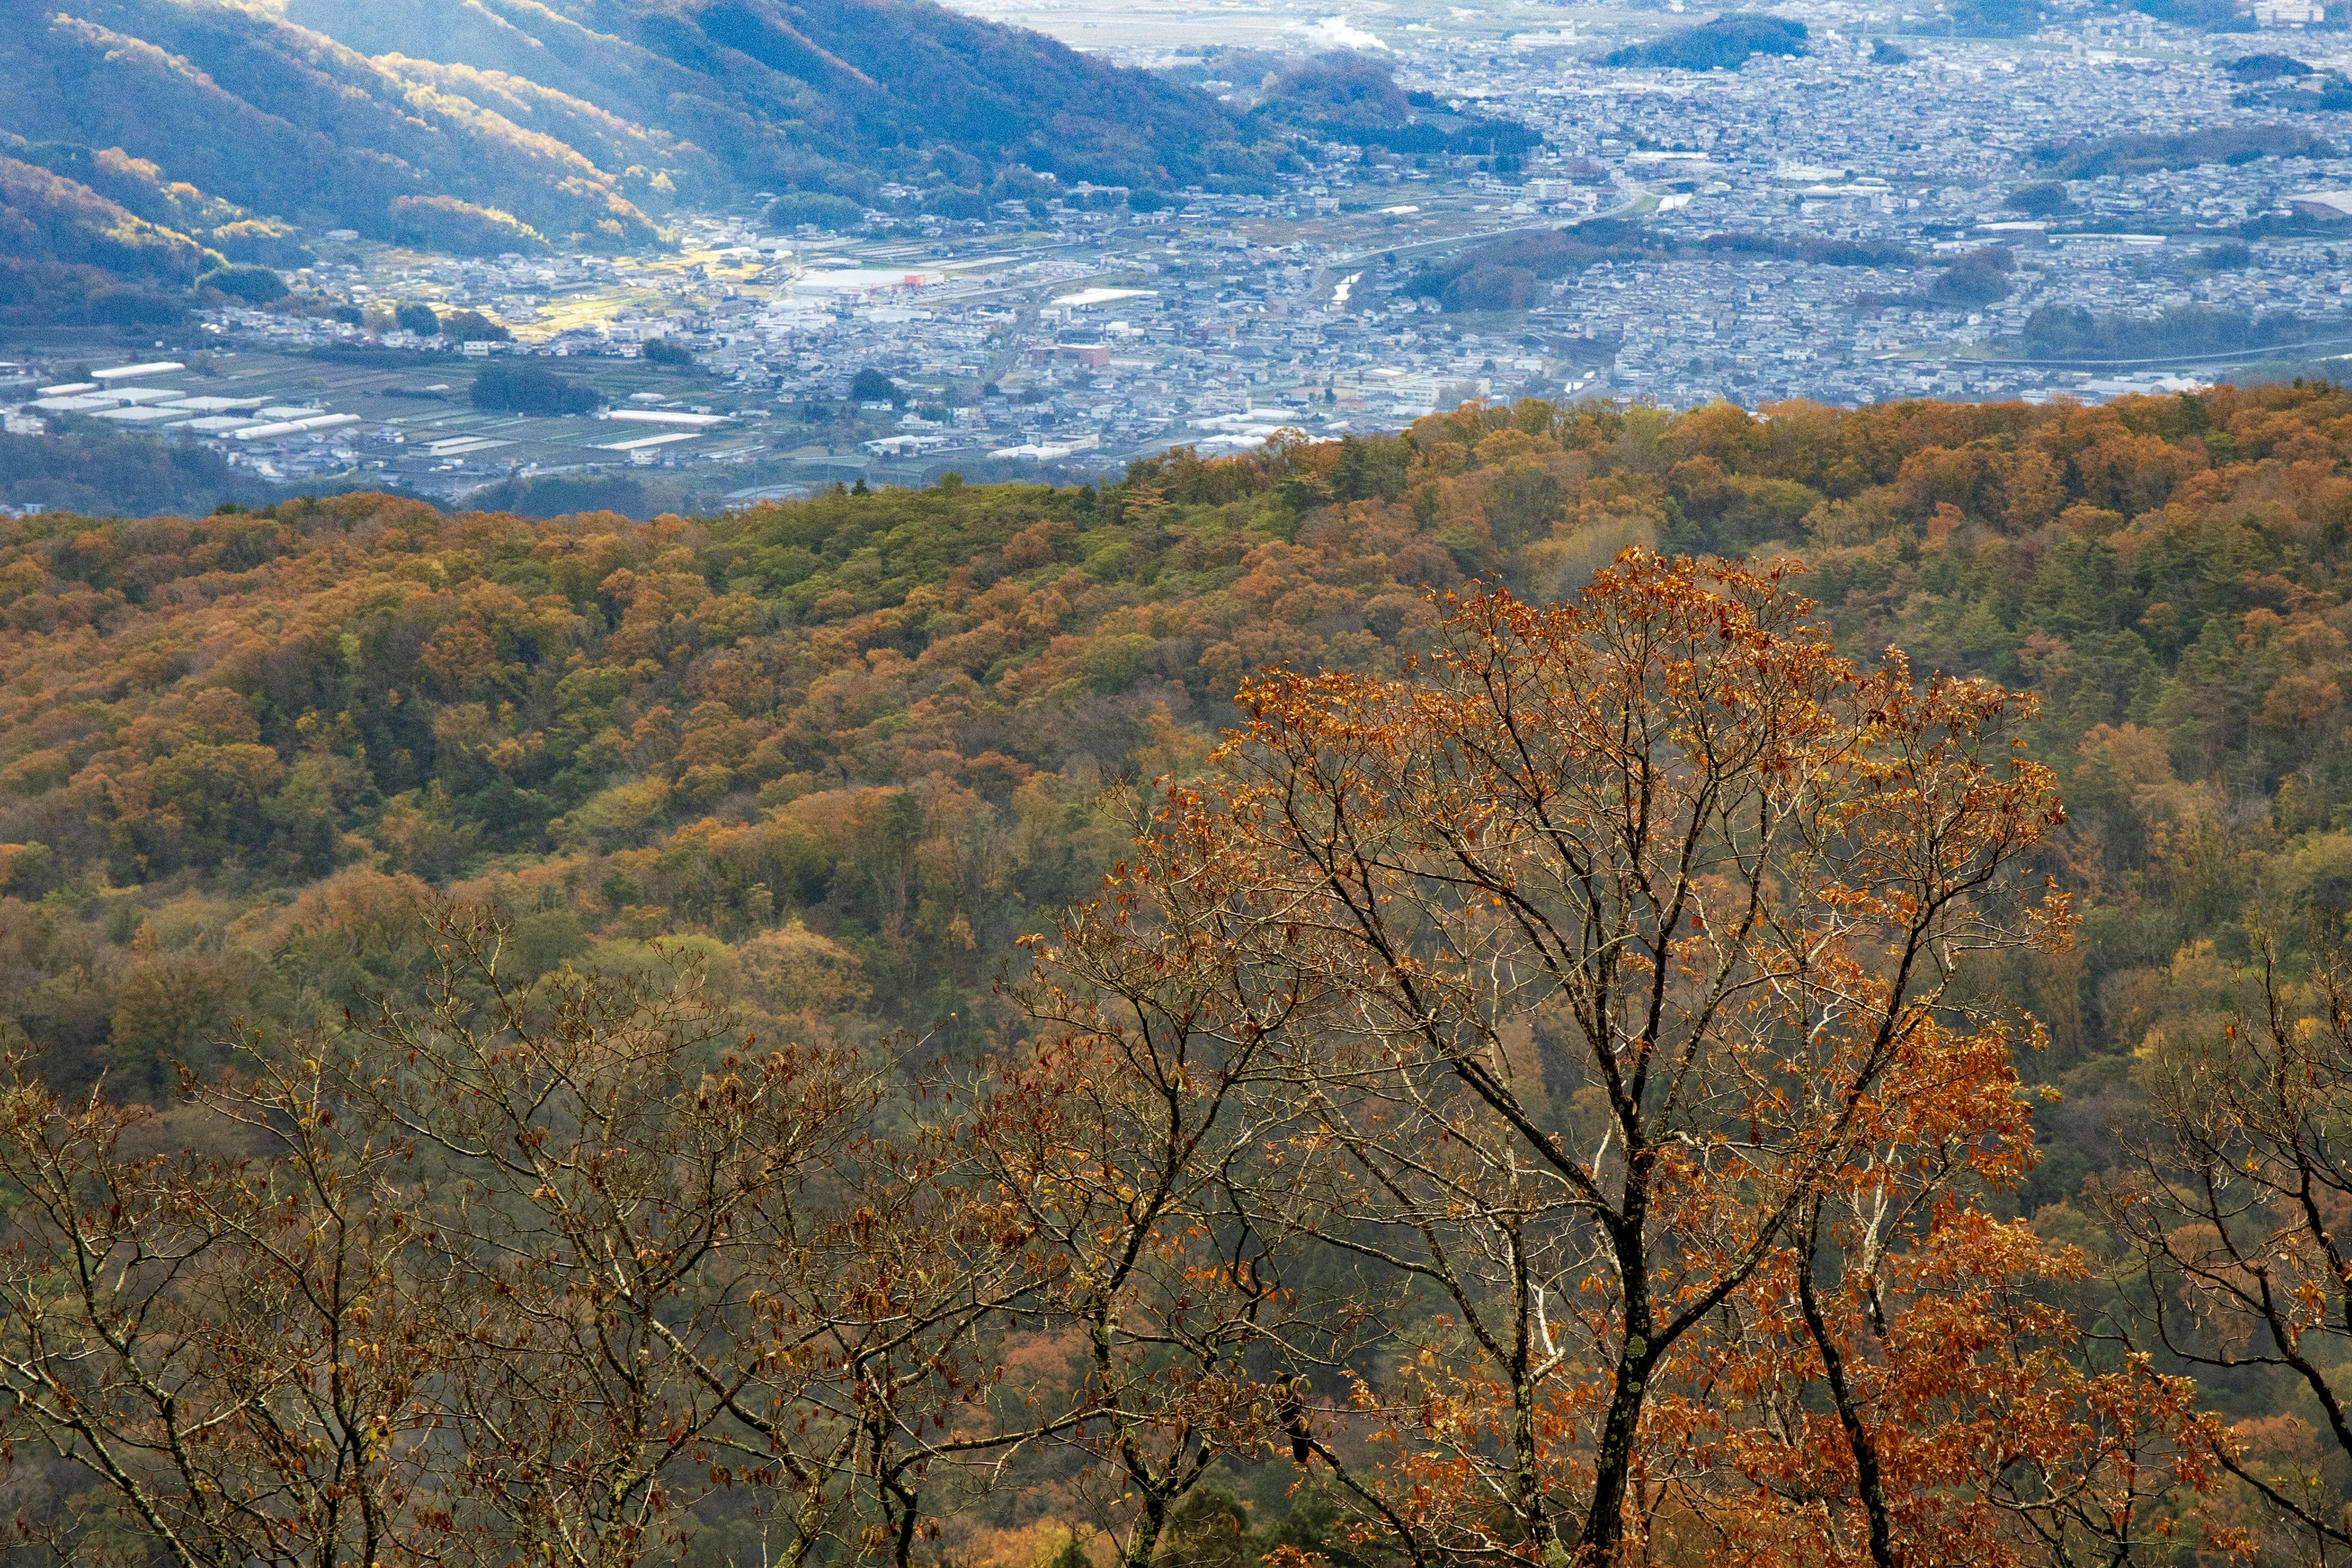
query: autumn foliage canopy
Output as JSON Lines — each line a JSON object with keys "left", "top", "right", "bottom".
{"left": 10, "top": 387, "right": 2352, "bottom": 1564}
{"left": 1027, "top": 552, "right": 2212, "bottom": 1567}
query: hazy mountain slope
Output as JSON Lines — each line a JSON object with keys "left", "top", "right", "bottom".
{"left": 372, "top": 55, "right": 718, "bottom": 202}
{"left": 279, "top": 0, "right": 1258, "bottom": 191}
{"left": 0, "top": 0, "right": 1257, "bottom": 292}
{"left": 697, "top": 0, "right": 1245, "bottom": 184}
{"left": 3, "top": 137, "right": 250, "bottom": 241}
{"left": 275, "top": 0, "right": 848, "bottom": 194}
{"left": 0, "top": 1, "right": 665, "bottom": 247}
{"left": 0, "top": 154, "right": 203, "bottom": 284}
{"left": 0, "top": 139, "right": 223, "bottom": 330}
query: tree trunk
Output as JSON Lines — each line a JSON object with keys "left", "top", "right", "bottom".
{"left": 1580, "top": 1336, "right": 1656, "bottom": 1565}
{"left": 1095, "top": 1303, "right": 1177, "bottom": 1568}
{"left": 1510, "top": 1246, "right": 1567, "bottom": 1566}
{"left": 1581, "top": 1167, "right": 1657, "bottom": 1566}
{"left": 1796, "top": 1202, "right": 1895, "bottom": 1568}
{"left": 1118, "top": 1490, "right": 1171, "bottom": 1568}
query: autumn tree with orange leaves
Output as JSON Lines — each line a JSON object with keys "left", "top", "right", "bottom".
{"left": 1705, "top": 1023, "right": 2215, "bottom": 1568}
{"left": 1030, "top": 551, "right": 2210, "bottom": 1566}
{"left": 0, "top": 524, "right": 2248, "bottom": 1568}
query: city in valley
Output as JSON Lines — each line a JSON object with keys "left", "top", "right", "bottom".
{"left": 10, "top": 0, "right": 2352, "bottom": 512}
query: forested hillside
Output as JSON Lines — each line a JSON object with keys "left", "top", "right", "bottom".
{"left": 276, "top": 0, "right": 1262, "bottom": 197}
{"left": 0, "top": 385, "right": 2342, "bottom": 1120}
{"left": 4, "top": 0, "right": 665, "bottom": 252}
{"left": 6, "top": 388, "right": 2352, "bottom": 1562}
{"left": 0, "top": 0, "right": 1273, "bottom": 314}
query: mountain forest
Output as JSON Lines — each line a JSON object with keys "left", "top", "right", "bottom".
{"left": 1, "top": 388, "right": 2350, "bottom": 1566}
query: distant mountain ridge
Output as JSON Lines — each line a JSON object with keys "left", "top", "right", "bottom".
{"left": 0, "top": 0, "right": 1274, "bottom": 298}
{"left": 273, "top": 0, "right": 1265, "bottom": 202}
